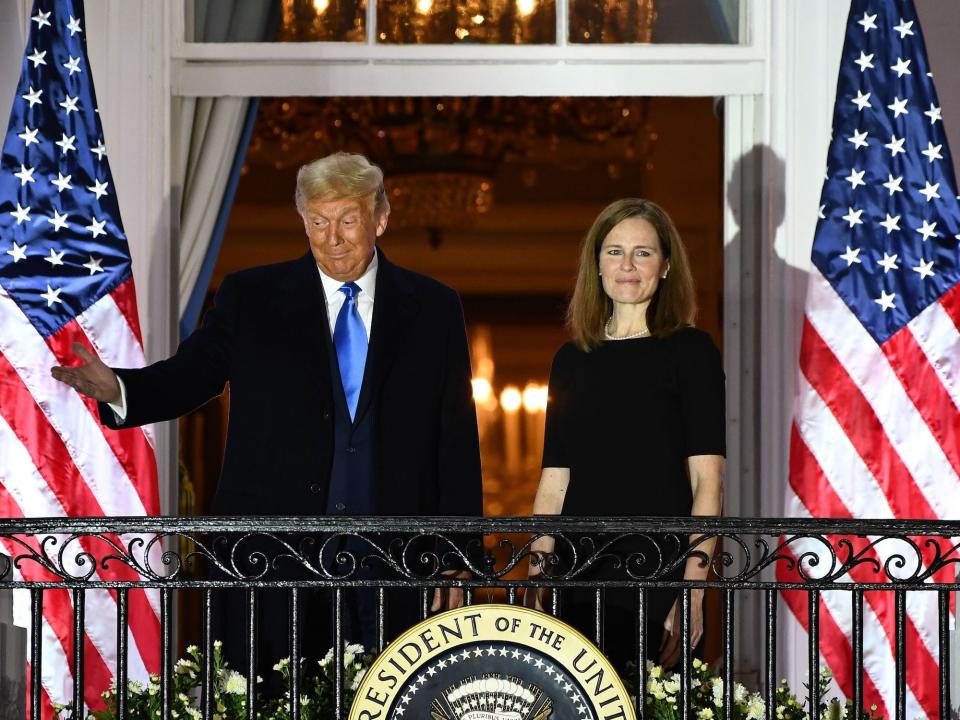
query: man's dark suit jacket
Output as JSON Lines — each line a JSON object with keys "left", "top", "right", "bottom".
{"left": 100, "top": 248, "right": 483, "bottom": 519}
{"left": 99, "top": 248, "right": 483, "bottom": 676}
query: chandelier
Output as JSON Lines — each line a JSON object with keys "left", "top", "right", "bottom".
{"left": 277, "top": 0, "right": 657, "bottom": 44}
{"left": 246, "top": 97, "right": 657, "bottom": 240}
{"left": 276, "top": 0, "right": 557, "bottom": 44}
{"left": 569, "top": 0, "right": 656, "bottom": 43}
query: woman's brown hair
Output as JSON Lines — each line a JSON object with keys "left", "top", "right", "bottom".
{"left": 567, "top": 198, "right": 696, "bottom": 350}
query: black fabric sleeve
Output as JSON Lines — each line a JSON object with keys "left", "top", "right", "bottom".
{"left": 436, "top": 289, "right": 483, "bottom": 517}
{"left": 97, "top": 274, "right": 238, "bottom": 429}
{"left": 674, "top": 329, "right": 726, "bottom": 458}
{"left": 541, "top": 346, "right": 570, "bottom": 469}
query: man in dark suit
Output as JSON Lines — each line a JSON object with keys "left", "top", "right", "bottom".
{"left": 51, "top": 152, "right": 483, "bottom": 671}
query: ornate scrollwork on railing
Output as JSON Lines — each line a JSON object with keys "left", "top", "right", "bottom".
{"left": 1, "top": 520, "right": 959, "bottom": 589}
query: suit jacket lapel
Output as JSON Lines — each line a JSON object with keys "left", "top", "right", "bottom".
{"left": 278, "top": 253, "right": 333, "bottom": 404}
{"left": 353, "top": 248, "right": 418, "bottom": 426}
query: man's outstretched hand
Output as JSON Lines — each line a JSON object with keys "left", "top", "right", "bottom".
{"left": 51, "top": 343, "right": 122, "bottom": 404}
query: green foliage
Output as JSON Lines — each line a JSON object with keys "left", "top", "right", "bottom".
{"left": 622, "top": 658, "right": 764, "bottom": 720}
{"left": 774, "top": 670, "right": 885, "bottom": 720}
{"left": 259, "top": 644, "right": 375, "bottom": 720}
{"left": 622, "top": 660, "right": 887, "bottom": 720}
{"left": 53, "top": 641, "right": 250, "bottom": 720}
{"left": 55, "top": 646, "right": 884, "bottom": 720}
{"left": 52, "top": 642, "right": 374, "bottom": 720}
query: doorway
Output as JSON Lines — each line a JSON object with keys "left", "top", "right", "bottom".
{"left": 176, "top": 92, "right": 725, "bottom": 657}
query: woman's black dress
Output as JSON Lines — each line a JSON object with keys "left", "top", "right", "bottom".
{"left": 541, "top": 326, "right": 725, "bottom": 670}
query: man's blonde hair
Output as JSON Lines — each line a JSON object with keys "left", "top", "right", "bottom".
{"left": 295, "top": 152, "right": 390, "bottom": 216}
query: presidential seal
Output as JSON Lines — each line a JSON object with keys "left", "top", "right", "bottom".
{"left": 349, "top": 605, "right": 634, "bottom": 720}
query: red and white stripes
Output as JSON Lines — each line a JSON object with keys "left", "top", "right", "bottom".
{"left": 782, "top": 267, "right": 959, "bottom": 720}
{"left": 0, "top": 280, "right": 160, "bottom": 718}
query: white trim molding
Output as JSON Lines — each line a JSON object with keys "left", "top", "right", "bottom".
{"left": 174, "top": 59, "right": 764, "bottom": 98}
{"left": 170, "top": 1, "right": 766, "bottom": 98}
{"left": 761, "top": 0, "right": 850, "bottom": 695}
{"left": 717, "top": 0, "right": 850, "bottom": 688}
{"left": 85, "top": 0, "right": 176, "bottom": 513}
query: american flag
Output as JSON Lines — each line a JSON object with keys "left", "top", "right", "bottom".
{"left": 0, "top": 1, "right": 160, "bottom": 717}
{"left": 780, "top": 0, "right": 960, "bottom": 717}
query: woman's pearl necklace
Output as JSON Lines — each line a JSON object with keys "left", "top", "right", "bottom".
{"left": 604, "top": 318, "right": 651, "bottom": 340}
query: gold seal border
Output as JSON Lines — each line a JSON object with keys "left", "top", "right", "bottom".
{"left": 349, "top": 604, "right": 636, "bottom": 720}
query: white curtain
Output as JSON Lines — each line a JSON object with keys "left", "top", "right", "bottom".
{"left": 174, "top": 96, "right": 250, "bottom": 317}
{"left": 174, "top": 0, "right": 277, "bottom": 325}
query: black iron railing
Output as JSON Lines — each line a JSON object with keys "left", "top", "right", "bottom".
{"left": 0, "top": 516, "right": 957, "bottom": 720}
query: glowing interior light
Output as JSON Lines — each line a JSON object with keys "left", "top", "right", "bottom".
{"left": 471, "top": 377, "right": 492, "bottom": 404}
{"left": 517, "top": 0, "right": 537, "bottom": 17}
{"left": 522, "top": 383, "right": 548, "bottom": 412}
{"left": 501, "top": 386, "right": 522, "bottom": 413}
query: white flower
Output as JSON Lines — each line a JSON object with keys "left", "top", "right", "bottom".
{"left": 663, "top": 677, "right": 680, "bottom": 695}
{"left": 273, "top": 658, "right": 290, "bottom": 672}
{"left": 320, "top": 648, "right": 334, "bottom": 668}
{"left": 699, "top": 710, "right": 715, "bottom": 720}
{"left": 175, "top": 658, "right": 198, "bottom": 675}
{"left": 186, "top": 709, "right": 201, "bottom": 720}
{"left": 346, "top": 642, "right": 365, "bottom": 656}
{"left": 712, "top": 679, "right": 724, "bottom": 707}
{"left": 351, "top": 668, "right": 368, "bottom": 691}
{"left": 649, "top": 664, "right": 662, "bottom": 679}
{"left": 127, "top": 680, "right": 144, "bottom": 694}
{"left": 746, "top": 696, "right": 765, "bottom": 720}
{"left": 734, "top": 683, "right": 747, "bottom": 703}
{"left": 222, "top": 670, "right": 247, "bottom": 695}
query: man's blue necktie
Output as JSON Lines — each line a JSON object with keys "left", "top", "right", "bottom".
{"left": 333, "top": 282, "right": 368, "bottom": 420}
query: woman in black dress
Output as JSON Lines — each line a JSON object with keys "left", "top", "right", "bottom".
{"left": 525, "top": 198, "right": 725, "bottom": 670}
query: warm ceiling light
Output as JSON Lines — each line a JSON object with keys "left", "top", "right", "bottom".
{"left": 312, "top": 0, "right": 329, "bottom": 13}
{"left": 516, "top": 0, "right": 537, "bottom": 18}
{"left": 501, "top": 386, "right": 522, "bottom": 413}
{"left": 416, "top": 0, "right": 434, "bottom": 14}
